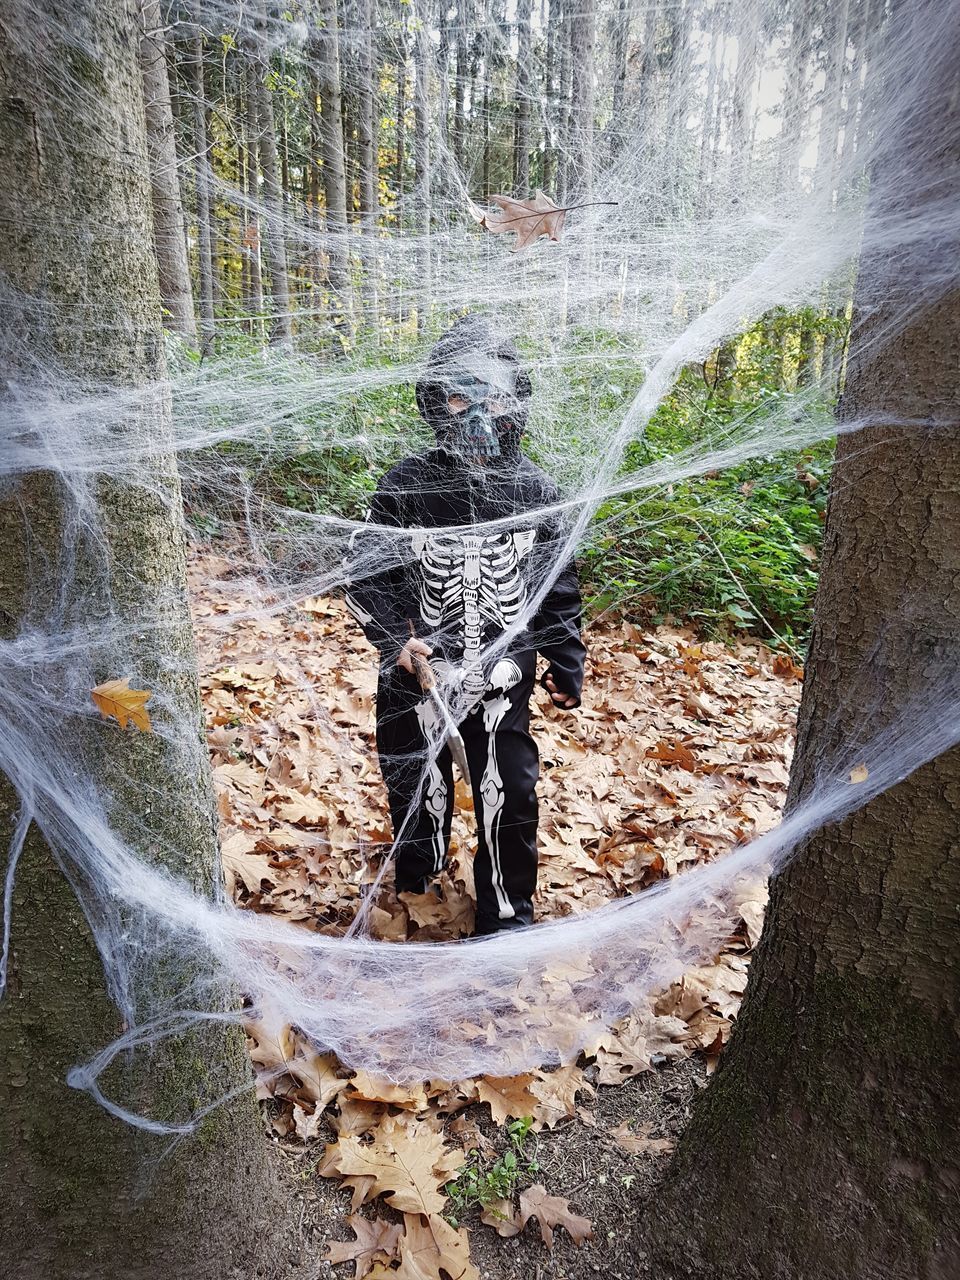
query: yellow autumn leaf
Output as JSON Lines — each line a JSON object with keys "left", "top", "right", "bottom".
{"left": 91, "top": 677, "right": 152, "bottom": 732}
{"left": 849, "top": 762, "right": 869, "bottom": 784}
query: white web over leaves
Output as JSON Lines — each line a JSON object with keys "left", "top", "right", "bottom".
{"left": 1, "top": 0, "right": 959, "bottom": 1130}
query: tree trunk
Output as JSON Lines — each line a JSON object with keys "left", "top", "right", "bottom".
{"left": 646, "top": 7, "right": 960, "bottom": 1277}
{"left": 555, "top": 0, "right": 572, "bottom": 202}
{"left": 452, "top": 1, "right": 468, "bottom": 174}
{"left": 139, "top": 0, "right": 196, "bottom": 342}
{"left": 0, "top": 1, "right": 293, "bottom": 1275}
{"left": 243, "top": 60, "right": 265, "bottom": 336}
{"left": 541, "top": 0, "right": 557, "bottom": 193}
{"left": 729, "top": 0, "right": 760, "bottom": 197}
{"left": 607, "top": 0, "right": 629, "bottom": 165}
{"left": 394, "top": 15, "right": 408, "bottom": 228}
{"left": 777, "top": 2, "right": 813, "bottom": 193}
{"left": 251, "top": 2, "right": 293, "bottom": 346}
{"left": 513, "top": 0, "right": 532, "bottom": 194}
{"left": 356, "top": 0, "right": 379, "bottom": 332}
{"left": 313, "top": 0, "right": 351, "bottom": 345}
{"left": 186, "top": 25, "right": 216, "bottom": 355}
{"left": 412, "top": 0, "right": 431, "bottom": 333}
{"left": 356, "top": 0, "right": 378, "bottom": 227}
{"left": 567, "top": 0, "right": 594, "bottom": 199}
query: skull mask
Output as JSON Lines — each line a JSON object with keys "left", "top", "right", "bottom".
{"left": 415, "top": 316, "right": 532, "bottom": 463}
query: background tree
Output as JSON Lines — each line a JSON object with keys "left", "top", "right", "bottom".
{"left": 250, "top": 1, "right": 294, "bottom": 345}
{"left": 140, "top": 0, "right": 196, "bottom": 342}
{"left": 0, "top": 0, "right": 293, "bottom": 1274}
{"left": 313, "top": 0, "right": 351, "bottom": 341}
{"left": 646, "top": 4, "right": 960, "bottom": 1275}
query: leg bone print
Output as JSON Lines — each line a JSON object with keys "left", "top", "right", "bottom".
{"left": 409, "top": 529, "right": 536, "bottom": 698}
{"left": 413, "top": 693, "right": 449, "bottom": 875}
{"left": 480, "top": 658, "right": 524, "bottom": 918}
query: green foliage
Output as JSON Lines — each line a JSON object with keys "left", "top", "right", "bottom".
{"left": 184, "top": 306, "right": 846, "bottom": 646}
{"left": 570, "top": 308, "right": 842, "bottom": 645}
{"left": 445, "top": 1118, "right": 539, "bottom": 1228}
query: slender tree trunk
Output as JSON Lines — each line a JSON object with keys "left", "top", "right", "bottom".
{"left": 452, "top": 3, "right": 468, "bottom": 174}
{"left": 435, "top": 0, "right": 452, "bottom": 205}
{"left": 251, "top": 3, "right": 293, "bottom": 346}
{"left": 243, "top": 60, "right": 265, "bottom": 335}
{"left": 568, "top": 0, "right": 591, "bottom": 194}
{"left": 394, "top": 17, "right": 408, "bottom": 228}
{"left": 186, "top": 25, "right": 216, "bottom": 355}
{"left": 608, "top": 0, "right": 629, "bottom": 165}
{"left": 313, "top": 0, "right": 351, "bottom": 345}
{"left": 356, "top": 0, "right": 379, "bottom": 332}
{"left": 647, "top": 7, "right": 960, "bottom": 1276}
{"left": 555, "top": 0, "right": 573, "bottom": 202}
{"left": 481, "top": 0, "right": 493, "bottom": 198}
{"left": 0, "top": 1, "right": 293, "bottom": 1274}
{"left": 513, "top": 0, "right": 532, "bottom": 193}
{"left": 729, "top": 0, "right": 760, "bottom": 197}
{"left": 356, "top": 0, "right": 378, "bottom": 226}
{"left": 778, "top": 2, "right": 813, "bottom": 193}
{"left": 139, "top": 0, "right": 196, "bottom": 342}
{"left": 412, "top": 0, "right": 431, "bottom": 333}
{"left": 541, "top": 0, "right": 557, "bottom": 192}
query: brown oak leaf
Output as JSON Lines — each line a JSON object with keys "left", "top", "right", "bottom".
{"left": 325, "top": 1214, "right": 403, "bottom": 1279}
{"left": 373, "top": 1213, "right": 479, "bottom": 1280}
{"left": 608, "top": 1120, "right": 675, "bottom": 1156}
{"left": 517, "top": 1184, "right": 594, "bottom": 1248}
{"left": 91, "top": 677, "right": 152, "bottom": 732}
{"left": 330, "top": 1115, "right": 457, "bottom": 1217}
{"left": 470, "top": 190, "right": 566, "bottom": 251}
{"left": 476, "top": 1074, "right": 540, "bottom": 1125}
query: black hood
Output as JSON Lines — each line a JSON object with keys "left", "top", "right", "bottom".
{"left": 415, "top": 315, "right": 532, "bottom": 455}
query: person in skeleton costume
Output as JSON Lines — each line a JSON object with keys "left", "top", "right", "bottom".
{"left": 346, "top": 315, "right": 586, "bottom": 935}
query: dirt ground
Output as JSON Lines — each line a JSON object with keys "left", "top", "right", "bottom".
{"left": 279, "top": 1054, "right": 706, "bottom": 1280}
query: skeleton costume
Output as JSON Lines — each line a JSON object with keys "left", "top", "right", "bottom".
{"left": 346, "top": 317, "right": 586, "bottom": 934}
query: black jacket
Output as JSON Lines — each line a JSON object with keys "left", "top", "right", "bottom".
{"left": 345, "top": 448, "right": 586, "bottom": 704}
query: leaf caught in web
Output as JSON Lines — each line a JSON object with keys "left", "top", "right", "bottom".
{"left": 470, "top": 190, "right": 567, "bottom": 252}
{"left": 91, "top": 677, "right": 153, "bottom": 732}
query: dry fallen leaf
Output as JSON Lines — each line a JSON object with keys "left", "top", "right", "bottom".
{"left": 328, "top": 1115, "right": 458, "bottom": 1217}
{"left": 325, "top": 1214, "right": 403, "bottom": 1279}
{"left": 476, "top": 1074, "right": 540, "bottom": 1125}
{"left": 849, "top": 762, "right": 869, "bottom": 784}
{"left": 608, "top": 1120, "right": 675, "bottom": 1156}
{"left": 91, "top": 677, "right": 152, "bottom": 732}
{"left": 517, "top": 1184, "right": 594, "bottom": 1249}
{"left": 369, "top": 1212, "right": 479, "bottom": 1280}
{"left": 646, "top": 738, "right": 697, "bottom": 771}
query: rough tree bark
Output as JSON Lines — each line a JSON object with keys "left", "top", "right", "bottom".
{"left": 513, "top": 0, "right": 532, "bottom": 193}
{"left": 355, "top": 0, "right": 379, "bottom": 331}
{"left": 0, "top": 1, "right": 295, "bottom": 1276}
{"left": 412, "top": 0, "right": 431, "bottom": 333}
{"left": 452, "top": 0, "right": 468, "bottom": 173}
{"left": 312, "top": 0, "right": 351, "bottom": 345}
{"left": 251, "top": 1, "right": 293, "bottom": 345}
{"left": 139, "top": 0, "right": 196, "bottom": 342}
{"left": 566, "top": 0, "right": 594, "bottom": 198}
{"left": 185, "top": 22, "right": 216, "bottom": 354}
{"left": 243, "top": 59, "right": 265, "bottom": 335}
{"left": 646, "top": 6, "right": 960, "bottom": 1277}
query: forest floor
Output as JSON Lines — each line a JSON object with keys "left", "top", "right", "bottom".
{"left": 188, "top": 546, "right": 802, "bottom": 1280}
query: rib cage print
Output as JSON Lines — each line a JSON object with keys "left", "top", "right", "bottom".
{"left": 411, "top": 529, "right": 536, "bottom": 695}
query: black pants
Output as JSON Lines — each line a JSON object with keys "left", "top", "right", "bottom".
{"left": 375, "top": 655, "right": 539, "bottom": 934}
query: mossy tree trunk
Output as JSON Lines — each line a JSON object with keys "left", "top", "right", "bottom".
{"left": 646, "top": 7, "right": 960, "bottom": 1278}
{"left": 0, "top": 2, "right": 293, "bottom": 1276}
